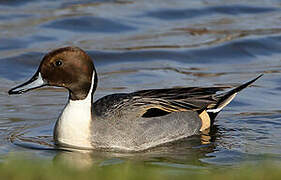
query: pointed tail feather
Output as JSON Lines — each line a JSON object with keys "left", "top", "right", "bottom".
{"left": 207, "top": 74, "right": 263, "bottom": 113}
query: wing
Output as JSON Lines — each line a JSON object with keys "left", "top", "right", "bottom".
{"left": 93, "top": 86, "right": 229, "bottom": 119}
{"left": 131, "top": 74, "right": 263, "bottom": 116}
{"left": 130, "top": 87, "right": 228, "bottom": 114}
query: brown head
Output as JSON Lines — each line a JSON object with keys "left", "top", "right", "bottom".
{"left": 8, "top": 47, "right": 98, "bottom": 100}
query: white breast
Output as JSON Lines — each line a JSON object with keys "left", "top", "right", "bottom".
{"left": 55, "top": 98, "right": 92, "bottom": 149}
{"left": 54, "top": 72, "right": 95, "bottom": 149}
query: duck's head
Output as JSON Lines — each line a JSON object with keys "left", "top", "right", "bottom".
{"left": 8, "top": 47, "right": 97, "bottom": 100}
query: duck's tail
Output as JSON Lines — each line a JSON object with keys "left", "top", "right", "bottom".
{"left": 206, "top": 74, "right": 263, "bottom": 120}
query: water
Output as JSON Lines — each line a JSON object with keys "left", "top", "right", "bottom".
{"left": 0, "top": 0, "right": 281, "bottom": 172}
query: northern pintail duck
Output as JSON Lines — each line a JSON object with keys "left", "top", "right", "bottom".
{"left": 9, "top": 47, "right": 262, "bottom": 151}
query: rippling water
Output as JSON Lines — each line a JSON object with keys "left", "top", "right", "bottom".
{"left": 0, "top": 0, "right": 281, "bottom": 172}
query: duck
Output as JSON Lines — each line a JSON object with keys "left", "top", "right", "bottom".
{"left": 8, "top": 47, "right": 263, "bottom": 152}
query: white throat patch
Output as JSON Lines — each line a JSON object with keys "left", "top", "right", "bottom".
{"left": 54, "top": 71, "right": 95, "bottom": 149}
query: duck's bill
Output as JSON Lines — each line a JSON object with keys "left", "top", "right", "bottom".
{"left": 8, "top": 72, "right": 47, "bottom": 95}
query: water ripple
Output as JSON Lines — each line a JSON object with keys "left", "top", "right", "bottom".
{"left": 144, "top": 5, "right": 278, "bottom": 20}
{"left": 43, "top": 16, "right": 136, "bottom": 33}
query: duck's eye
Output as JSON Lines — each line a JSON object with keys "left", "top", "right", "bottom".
{"left": 55, "top": 60, "right": 63, "bottom": 67}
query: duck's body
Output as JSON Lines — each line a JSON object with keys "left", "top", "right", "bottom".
{"left": 54, "top": 78, "right": 203, "bottom": 151}
{"left": 9, "top": 47, "right": 262, "bottom": 152}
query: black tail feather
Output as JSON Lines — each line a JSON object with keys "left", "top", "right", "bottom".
{"left": 218, "top": 74, "right": 263, "bottom": 99}
{"left": 208, "top": 74, "right": 263, "bottom": 123}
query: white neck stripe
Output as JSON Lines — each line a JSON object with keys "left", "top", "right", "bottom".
{"left": 71, "top": 71, "right": 95, "bottom": 103}
{"left": 54, "top": 70, "right": 96, "bottom": 149}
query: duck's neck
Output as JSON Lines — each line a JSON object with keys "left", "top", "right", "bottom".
{"left": 54, "top": 72, "right": 96, "bottom": 149}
